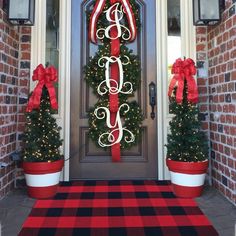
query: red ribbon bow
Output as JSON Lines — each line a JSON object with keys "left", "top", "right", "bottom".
{"left": 89, "top": 0, "right": 137, "bottom": 44}
{"left": 168, "top": 58, "right": 198, "bottom": 104}
{"left": 26, "top": 64, "right": 58, "bottom": 112}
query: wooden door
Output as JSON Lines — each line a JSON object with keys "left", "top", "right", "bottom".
{"left": 70, "top": 0, "right": 157, "bottom": 179}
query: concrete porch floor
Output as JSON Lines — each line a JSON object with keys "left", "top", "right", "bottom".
{"left": 0, "top": 185, "right": 235, "bottom": 236}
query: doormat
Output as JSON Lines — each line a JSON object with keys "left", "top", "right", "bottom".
{"left": 18, "top": 180, "right": 218, "bottom": 236}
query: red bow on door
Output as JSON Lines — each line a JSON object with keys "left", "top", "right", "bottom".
{"left": 89, "top": 0, "right": 137, "bottom": 44}
{"left": 26, "top": 64, "right": 58, "bottom": 112}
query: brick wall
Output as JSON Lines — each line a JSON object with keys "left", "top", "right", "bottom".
{"left": 196, "top": 0, "right": 236, "bottom": 205}
{"left": 16, "top": 26, "right": 31, "bottom": 182}
{"left": 0, "top": 0, "right": 31, "bottom": 199}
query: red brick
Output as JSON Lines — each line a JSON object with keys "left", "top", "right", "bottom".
{"left": 231, "top": 49, "right": 236, "bottom": 59}
{"left": 201, "top": 122, "right": 208, "bottom": 130}
{"left": 198, "top": 87, "right": 208, "bottom": 94}
{"left": 231, "top": 171, "right": 236, "bottom": 182}
{"left": 219, "top": 144, "right": 224, "bottom": 153}
{"left": 18, "top": 114, "right": 26, "bottom": 123}
{"left": 199, "top": 104, "right": 208, "bottom": 112}
{"left": 228, "top": 158, "right": 234, "bottom": 168}
{"left": 225, "top": 18, "right": 232, "bottom": 29}
{"left": 229, "top": 104, "right": 235, "bottom": 113}
{"left": 215, "top": 133, "right": 220, "bottom": 142}
{"left": 224, "top": 52, "right": 230, "bottom": 61}
{"left": 232, "top": 71, "right": 236, "bottom": 80}
{"left": 0, "top": 41, "right": 4, "bottom": 50}
{"left": 223, "top": 32, "right": 229, "bottom": 41}
{"left": 196, "top": 27, "right": 207, "bottom": 34}
{"left": 199, "top": 96, "right": 207, "bottom": 103}
{"left": 217, "top": 35, "right": 223, "bottom": 45}
{"left": 227, "top": 40, "right": 233, "bottom": 50}
{"left": 230, "top": 127, "right": 236, "bottom": 136}
{"left": 229, "top": 28, "right": 236, "bottom": 38}
{"left": 227, "top": 61, "right": 234, "bottom": 70}
{"left": 232, "top": 149, "right": 236, "bottom": 158}
{"left": 197, "top": 78, "right": 206, "bottom": 86}
{"left": 196, "top": 44, "right": 206, "bottom": 51}
{"left": 210, "top": 67, "right": 215, "bottom": 76}
{"left": 20, "top": 43, "right": 30, "bottom": 51}
{"left": 224, "top": 125, "right": 230, "bottom": 135}
{"left": 208, "top": 50, "right": 215, "bottom": 57}
{"left": 21, "top": 52, "right": 30, "bottom": 60}
{"left": 19, "top": 78, "right": 29, "bottom": 87}
{"left": 21, "top": 27, "right": 31, "bottom": 34}
{"left": 226, "top": 189, "right": 232, "bottom": 200}
{"left": 219, "top": 184, "right": 226, "bottom": 196}
{"left": 221, "top": 135, "right": 226, "bottom": 144}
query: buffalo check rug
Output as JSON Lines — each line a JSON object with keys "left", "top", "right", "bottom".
{"left": 18, "top": 180, "right": 218, "bottom": 236}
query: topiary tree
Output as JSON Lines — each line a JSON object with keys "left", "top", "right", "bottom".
{"left": 166, "top": 81, "right": 208, "bottom": 162}
{"left": 22, "top": 87, "right": 63, "bottom": 162}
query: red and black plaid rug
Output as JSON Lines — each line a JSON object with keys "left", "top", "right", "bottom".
{"left": 19, "top": 180, "right": 218, "bottom": 236}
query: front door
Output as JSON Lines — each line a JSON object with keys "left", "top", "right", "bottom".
{"left": 70, "top": 0, "right": 157, "bottom": 179}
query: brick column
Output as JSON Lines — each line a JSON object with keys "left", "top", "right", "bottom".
{"left": 0, "top": 2, "right": 20, "bottom": 198}
{"left": 0, "top": 1, "right": 31, "bottom": 198}
{"left": 196, "top": 0, "right": 236, "bottom": 205}
{"left": 16, "top": 26, "right": 31, "bottom": 180}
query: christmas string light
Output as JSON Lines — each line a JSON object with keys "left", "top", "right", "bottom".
{"left": 22, "top": 87, "right": 63, "bottom": 162}
{"left": 85, "top": 1, "right": 143, "bottom": 151}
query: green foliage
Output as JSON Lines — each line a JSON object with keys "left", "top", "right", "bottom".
{"left": 85, "top": 0, "right": 143, "bottom": 151}
{"left": 22, "top": 87, "right": 63, "bottom": 162}
{"left": 166, "top": 81, "right": 208, "bottom": 162}
{"left": 89, "top": 100, "right": 143, "bottom": 150}
{"left": 84, "top": 44, "right": 141, "bottom": 101}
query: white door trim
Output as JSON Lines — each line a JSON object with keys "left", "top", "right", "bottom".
{"left": 30, "top": 0, "right": 71, "bottom": 181}
{"left": 156, "top": 0, "right": 196, "bottom": 180}
{"left": 60, "top": 0, "right": 71, "bottom": 181}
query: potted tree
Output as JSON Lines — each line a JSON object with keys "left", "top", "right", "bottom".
{"left": 22, "top": 64, "right": 64, "bottom": 199}
{"left": 166, "top": 58, "right": 209, "bottom": 198}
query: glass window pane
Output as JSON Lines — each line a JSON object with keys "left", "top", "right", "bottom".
{"left": 167, "top": 0, "right": 181, "bottom": 79}
{"left": 46, "top": 0, "right": 59, "bottom": 69}
{"left": 167, "top": 0, "right": 181, "bottom": 114}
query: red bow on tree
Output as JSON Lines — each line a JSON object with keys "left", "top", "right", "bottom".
{"left": 26, "top": 64, "right": 58, "bottom": 112}
{"left": 89, "top": 0, "right": 137, "bottom": 44}
{"left": 168, "top": 58, "right": 199, "bottom": 104}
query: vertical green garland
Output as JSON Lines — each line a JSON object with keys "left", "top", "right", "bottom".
{"left": 85, "top": 0, "right": 144, "bottom": 150}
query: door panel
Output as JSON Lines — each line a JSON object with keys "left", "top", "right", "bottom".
{"left": 70, "top": 0, "right": 157, "bottom": 179}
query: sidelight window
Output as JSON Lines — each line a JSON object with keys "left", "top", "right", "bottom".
{"left": 46, "top": 0, "right": 60, "bottom": 69}
{"left": 167, "top": 0, "right": 181, "bottom": 78}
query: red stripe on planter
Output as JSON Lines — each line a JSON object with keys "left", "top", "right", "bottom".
{"left": 27, "top": 185, "right": 59, "bottom": 199}
{"left": 171, "top": 184, "right": 203, "bottom": 198}
{"left": 166, "top": 158, "right": 208, "bottom": 174}
{"left": 23, "top": 159, "right": 64, "bottom": 199}
{"left": 23, "top": 159, "right": 64, "bottom": 174}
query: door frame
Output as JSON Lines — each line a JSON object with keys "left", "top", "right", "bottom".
{"left": 30, "top": 0, "right": 196, "bottom": 181}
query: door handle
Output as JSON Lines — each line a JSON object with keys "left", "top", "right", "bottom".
{"left": 149, "top": 82, "right": 156, "bottom": 120}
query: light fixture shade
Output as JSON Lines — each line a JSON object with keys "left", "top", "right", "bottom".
{"left": 193, "top": 0, "right": 221, "bottom": 25}
{"left": 7, "top": 0, "right": 35, "bottom": 25}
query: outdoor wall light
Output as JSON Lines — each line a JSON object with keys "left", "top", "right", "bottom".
{"left": 7, "top": 0, "right": 35, "bottom": 25}
{"left": 193, "top": 0, "right": 225, "bottom": 26}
